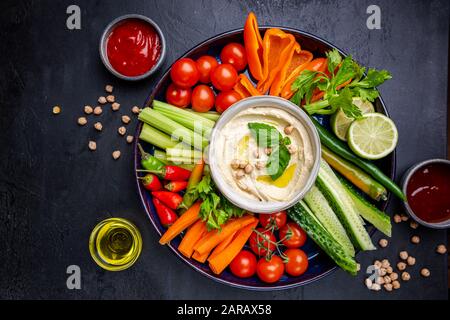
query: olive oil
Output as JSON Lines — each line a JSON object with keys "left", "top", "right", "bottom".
{"left": 257, "top": 163, "right": 297, "bottom": 188}
{"left": 89, "top": 218, "right": 142, "bottom": 271}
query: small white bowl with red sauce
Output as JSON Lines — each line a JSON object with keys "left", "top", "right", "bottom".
{"left": 402, "top": 159, "right": 450, "bottom": 229}
{"left": 100, "top": 14, "right": 166, "bottom": 80}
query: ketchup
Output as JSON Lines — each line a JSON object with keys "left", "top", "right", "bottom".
{"left": 107, "top": 19, "right": 161, "bottom": 77}
{"left": 406, "top": 163, "right": 450, "bottom": 223}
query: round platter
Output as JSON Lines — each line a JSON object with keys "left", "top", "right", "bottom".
{"left": 134, "top": 27, "right": 395, "bottom": 290}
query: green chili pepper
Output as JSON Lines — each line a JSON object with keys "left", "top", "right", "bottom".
{"left": 138, "top": 144, "right": 165, "bottom": 171}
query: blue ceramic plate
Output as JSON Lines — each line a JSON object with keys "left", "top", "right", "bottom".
{"left": 134, "top": 27, "right": 395, "bottom": 290}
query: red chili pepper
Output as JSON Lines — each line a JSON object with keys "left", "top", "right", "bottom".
{"left": 139, "top": 174, "right": 162, "bottom": 191}
{"left": 152, "top": 191, "right": 183, "bottom": 210}
{"left": 137, "top": 165, "right": 191, "bottom": 181}
{"left": 152, "top": 198, "right": 178, "bottom": 227}
{"left": 164, "top": 180, "right": 188, "bottom": 192}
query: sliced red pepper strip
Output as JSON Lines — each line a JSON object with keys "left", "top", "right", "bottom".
{"left": 243, "top": 12, "right": 263, "bottom": 81}
{"left": 257, "top": 29, "right": 296, "bottom": 94}
{"left": 233, "top": 74, "right": 261, "bottom": 98}
{"left": 280, "top": 57, "right": 328, "bottom": 100}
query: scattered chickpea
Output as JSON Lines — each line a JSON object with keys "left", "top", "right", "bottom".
{"left": 409, "top": 221, "right": 419, "bottom": 229}
{"left": 436, "top": 244, "right": 447, "bottom": 254}
{"left": 126, "top": 135, "right": 134, "bottom": 144}
{"left": 94, "top": 122, "right": 102, "bottom": 131}
{"left": 106, "top": 95, "right": 115, "bottom": 103}
{"left": 420, "top": 268, "right": 430, "bottom": 277}
{"left": 255, "top": 161, "right": 265, "bottom": 170}
{"left": 393, "top": 214, "right": 402, "bottom": 223}
{"left": 244, "top": 164, "right": 253, "bottom": 174}
{"left": 389, "top": 272, "right": 399, "bottom": 281}
{"left": 407, "top": 256, "right": 416, "bottom": 266}
{"left": 118, "top": 126, "right": 126, "bottom": 136}
{"left": 383, "top": 275, "right": 392, "bottom": 284}
{"left": 112, "top": 150, "right": 121, "bottom": 160}
{"left": 284, "top": 125, "right": 294, "bottom": 135}
{"left": 88, "top": 141, "right": 96, "bottom": 151}
{"left": 399, "top": 251, "right": 408, "bottom": 260}
{"left": 231, "top": 159, "right": 240, "bottom": 170}
{"left": 112, "top": 102, "right": 121, "bottom": 111}
{"left": 94, "top": 106, "right": 103, "bottom": 115}
{"left": 365, "top": 278, "right": 373, "bottom": 289}
{"left": 375, "top": 276, "right": 384, "bottom": 285}
{"left": 378, "top": 238, "right": 388, "bottom": 248}
{"left": 234, "top": 169, "right": 245, "bottom": 179}
{"left": 381, "top": 259, "right": 390, "bottom": 268}
{"left": 378, "top": 268, "right": 387, "bottom": 276}
{"left": 401, "top": 214, "right": 409, "bottom": 222}
{"left": 52, "top": 105, "right": 61, "bottom": 114}
{"left": 238, "top": 160, "right": 248, "bottom": 169}
{"left": 84, "top": 105, "right": 93, "bottom": 114}
{"left": 264, "top": 147, "right": 272, "bottom": 155}
{"left": 77, "top": 117, "right": 87, "bottom": 126}
{"left": 370, "top": 283, "right": 381, "bottom": 291}
{"left": 121, "top": 115, "right": 131, "bottom": 124}
{"left": 401, "top": 271, "right": 411, "bottom": 281}
{"left": 105, "top": 85, "right": 113, "bottom": 93}
{"left": 386, "top": 266, "right": 393, "bottom": 274}
{"left": 98, "top": 96, "right": 107, "bottom": 104}
{"left": 411, "top": 235, "right": 420, "bottom": 244}
{"left": 384, "top": 283, "right": 393, "bottom": 292}
{"left": 287, "top": 144, "right": 297, "bottom": 154}
{"left": 397, "top": 262, "right": 407, "bottom": 271}
{"left": 392, "top": 280, "right": 400, "bottom": 290}
{"left": 132, "top": 106, "right": 141, "bottom": 114}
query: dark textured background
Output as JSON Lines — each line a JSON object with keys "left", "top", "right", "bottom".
{"left": 0, "top": 0, "right": 448, "bottom": 299}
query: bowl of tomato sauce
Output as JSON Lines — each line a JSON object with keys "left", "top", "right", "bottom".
{"left": 402, "top": 159, "right": 450, "bottom": 229}
{"left": 100, "top": 14, "right": 166, "bottom": 80}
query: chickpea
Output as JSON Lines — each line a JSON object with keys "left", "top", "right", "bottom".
{"left": 112, "top": 150, "right": 121, "bottom": 160}
{"left": 374, "top": 260, "right": 382, "bottom": 268}
{"left": 118, "top": 126, "right": 126, "bottom": 136}
{"left": 375, "top": 276, "right": 384, "bottom": 285}
{"left": 409, "top": 221, "right": 419, "bottom": 229}
{"left": 386, "top": 266, "right": 393, "bottom": 274}
{"left": 126, "top": 135, "right": 134, "bottom": 144}
{"left": 238, "top": 160, "right": 248, "bottom": 169}
{"left": 106, "top": 95, "right": 115, "bottom": 103}
{"left": 384, "top": 283, "right": 393, "bottom": 292}
{"left": 94, "top": 106, "right": 103, "bottom": 115}
{"left": 94, "top": 122, "right": 102, "bottom": 131}
{"left": 401, "top": 271, "right": 411, "bottom": 281}
{"left": 255, "top": 161, "right": 265, "bottom": 170}
{"left": 393, "top": 214, "right": 402, "bottom": 223}
{"left": 407, "top": 256, "right": 416, "bottom": 266}
{"left": 77, "top": 117, "right": 87, "bottom": 126}
{"left": 284, "top": 125, "right": 294, "bottom": 135}
{"left": 112, "top": 102, "right": 121, "bottom": 111}
{"left": 105, "top": 85, "right": 113, "bottom": 93}
{"left": 121, "top": 115, "right": 131, "bottom": 124}
{"left": 84, "top": 105, "right": 93, "bottom": 114}
{"left": 383, "top": 275, "right": 392, "bottom": 284}
{"left": 420, "top": 268, "right": 430, "bottom": 277}
{"left": 436, "top": 244, "right": 447, "bottom": 254}
{"left": 392, "top": 280, "right": 400, "bottom": 290}
{"left": 397, "top": 262, "right": 407, "bottom": 271}
{"left": 235, "top": 169, "right": 245, "bottom": 179}
{"left": 52, "top": 105, "right": 61, "bottom": 114}
{"left": 378, "top": 238, "right": 388, "bottom": 248}
{"left": 244, "top": 164, "right": 253, "bottom": 174}
{"left": 370, "top": 283, "right": 381, "bottom": 291}
{"left": 411, "top": 235, "right": 420, "bottom": 244}
{"left": 381, "top": 259, "right": 390, "bottom": 268}
{"left": 399, "top": 251, "right": 408, "bottom": 260}
{"left": 401, "top": 214, "right": 409, "bottom": 222}
{"left": 287, "top": 144, "right": 297, "bottom": 154}
{"left": 389, "top": 272, "right": 399, "bottom": 281}
{"left": 98, "top": 96, "right": 107, "bottom": 104}
{"left": 365, "top": 278, "right": 373, "bottom": 289}
{"left": 379, "top": 268, "right": 387, "bottom": 276}
{"left": 88, "top": 141, "right": 96, "bottom": 151}
{"left": 231, "top": 159, "right": 240, "bottom": 170}
{"left": 132, "top": 106, "right": 141, "bottom": 114}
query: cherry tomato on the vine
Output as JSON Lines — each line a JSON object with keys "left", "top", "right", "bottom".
{"left": 279, "top": 222, "right": 307, "bottom": 249}
{"left": 191, "top": 85, "right": 215, "bottom": 112}
{"left": 229, "top": 250, "right": 257, "bottom": 278}
{"left": 165, "top": 83, "right": 191, "bottom": 108}
{"left": 220, "top": 43, "right": 247, "bottom": 71}
{"left": 259, "top": 211, "right": 287, "bottom": 230}
{"left": 196, "top": 55, "right": 219, "bottom": 83}
{"left": 256, "top": 255, "right": 285, "bottom": 283}
{"left": 211, "top": 63, "right": 238, "bottom": 91}
{"left": 249, "top": 228, "right": 276, "bottom": 257}
{"left": 170, "top": 58, "right": 199, "bottom": 88}
{"left": 284, "top": 248, "right": 308, "bottom": 277}
{"left": 215, "top": 90, "right": 241, "bottom": 113}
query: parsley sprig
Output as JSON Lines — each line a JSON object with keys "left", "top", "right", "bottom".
{"left": 290, "top": 49, "right": 392, "bottom": 119}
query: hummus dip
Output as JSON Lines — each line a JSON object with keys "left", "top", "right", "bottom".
{"left": 214, "top": 106, "right": 315, "bottom": 202}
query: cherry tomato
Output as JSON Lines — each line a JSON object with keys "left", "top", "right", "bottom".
{"left": 249, "top": 228, "right": 276, "bottom": 257}
{"left": 256, "top": 255, "right": 285, "bottom": 283}
{"left": 165, "top": 83, "right": 192, "bottom": 108}
{"left": 229, "top": 250, "right": 257, "bottom": 278}
{"left": 196, "top": 56, "right": 219, "bottom": 83}
{"left": 220, "top": 43, "right": 247, "bottom": 71}
{"left": 211, "top": 63, "right": 238, "bottom": 91}
{"left": 191, "top": 85, "right": 215, "bottom": 112}
{"left": 215, "top": 90, "right": 241, "bottom": 113}
{"left": 259, "top": 211, "right": 287, "bottom": 230}
{"left": 279, "top": 222, "right": 307, "bottom": 249}
{"left": 284, "top": 248, "right": 308, "bottom": 276}
{"left": 170, "top": 58, "right": 199, "bottom": 88}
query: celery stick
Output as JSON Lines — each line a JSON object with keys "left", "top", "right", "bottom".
{"left": 139, "top": 124, "right": 178, "bottom": 150}
{"left": 139, "top": 108, "right": 208, "bottom": 149}
{"left": 184, "top": 109, "right": 220, "bottom": 122}
{"left": 153, "top": 149, "right": 169, "bottom": 164}
{"left": 166, "top": 148, "right": 203, "bottom": 160}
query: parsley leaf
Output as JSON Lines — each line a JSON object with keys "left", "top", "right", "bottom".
{"left": 351, "top": 68, "right": 392, "bottom": 88}
{"left": 290, "top": 70, "right": 320, "bottom": 105}
{"left": 350, "top": 87, "right": 379, "bottom": 102}
{"left": 332, "top": 55, "right": 361, "bottom": 91}
{"left": 326, "top": 49, "right": 342, "bottom": 74}
{"left": 329, "top": 87, "right": 363, "bottom": 119}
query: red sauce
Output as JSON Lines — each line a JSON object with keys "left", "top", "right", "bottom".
{"left": 106, "top": 19, "right": 161, "bottom": 77}
{"left": 406, "top": 163, "right": 450, "bottom": 223}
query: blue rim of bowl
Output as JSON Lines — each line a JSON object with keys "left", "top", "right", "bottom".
{"left": 133, "top": 26, "right": 395, "bottom": 290}
{"left": 401, "top": 158, "right": 450, "bottom": 229}
{"left": 99, "top": 14, "right": 167, "bottom": 81}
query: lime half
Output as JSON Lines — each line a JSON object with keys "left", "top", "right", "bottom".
{"left": 331, "top": 98, "right": 375, "bottom": 141}
{"left": 347, "top": 113, "right": 398, "bottom": 160}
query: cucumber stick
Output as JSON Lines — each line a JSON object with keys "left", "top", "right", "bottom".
{"left": 304, "top": 186, "right": 355, "bottom": 257}
{"left": 288, "top": 201, "right": 358, "bottom": 275}
{"left": 317, "top": 159, "right": 375, "bottom": 251}
{"left": 338, "top": 175, "right": 392, "bottom": 237}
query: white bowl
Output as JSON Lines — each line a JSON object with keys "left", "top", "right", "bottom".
{"left": 208, "top": 96, "right": 321, "bottom": 214}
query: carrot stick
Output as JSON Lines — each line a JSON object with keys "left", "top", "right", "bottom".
{"left": 193, "top": 215, "right": 257, "bottom": 256}
{"left": 159, "top": 201, "right": 202, "bottom": 245}
{"left": 178, "top": 220, "right": 207, "bottom": 258}
{"left": 192, "top": 249, "right": 211, "bottom": 263}
{"left": 209, "top": 221, "right": 259, "bottom": 275}
{"left": 208, "top": 230, "right": 238, "bottom": 261}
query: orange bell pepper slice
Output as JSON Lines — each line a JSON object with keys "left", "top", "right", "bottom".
{"left": 280, "top": 57, "right": 328, "bottom": 100}
{"left": 257, "top": 29, "right": 296, "bottom": 94}
{"left": 243, "top": 12, "right": 264, "bottom": 81}
{"left": 233, "top": 74, "right": 261, "bottom": 98}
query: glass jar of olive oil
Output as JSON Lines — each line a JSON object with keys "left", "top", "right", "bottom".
{"left": 89, "top": 218, "right": 142, "bottom": 271}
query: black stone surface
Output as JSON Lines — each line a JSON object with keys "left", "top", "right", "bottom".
{"left": 0, "top": 0, "right": 448, "bottom": 299}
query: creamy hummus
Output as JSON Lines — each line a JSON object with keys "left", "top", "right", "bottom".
{"left": 214, "top": 106, "right": 315, "bottom": 202}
